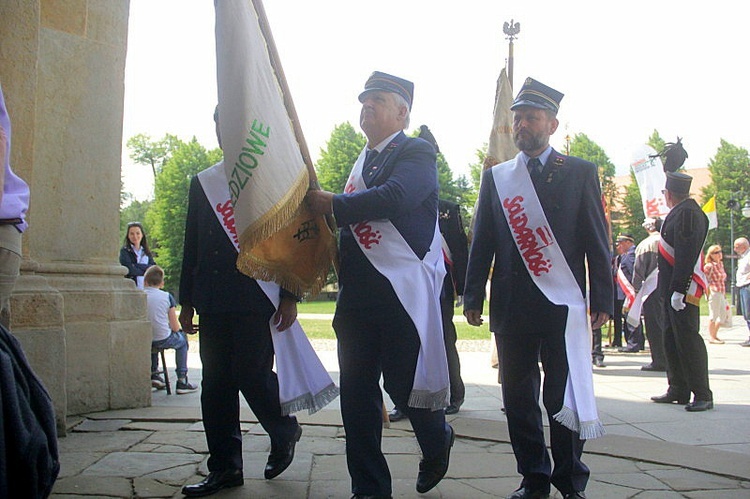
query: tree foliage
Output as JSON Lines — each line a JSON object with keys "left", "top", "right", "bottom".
{"left": 127, "top": 133, "right": 182, "bottom": 179}
{"left": 568, "top": 134, "right": 617, "bottom": 241}
{"left": 147, "top": 137, "right": 222, "bottom": 294}
{"left": 702, "top": 139, "right": 750, "bottom": 248}
{"left": 119, "top": 199, "right": 153, "bottom": 240}
{"left": 315, "top": 122, "right": 366, "bottom": 193}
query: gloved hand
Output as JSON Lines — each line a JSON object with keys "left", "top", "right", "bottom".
{"left": 455, "top": 295, "right": 464, "bottom": 308}
{"left": 670, "top": 291, "right": 686, "bottom": 311}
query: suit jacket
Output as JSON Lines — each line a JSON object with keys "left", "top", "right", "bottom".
{"left": 179, "top": 175, "right": 281, "bottom": 317}
{"left": 119, "top": 245, "right": 155, "bottom": 284}
{"left": 438, "top": 199, "right": 468, "bottom": 297}
{"left": 657, "top": 198, "right": 708, "bottom": 298}
{"left": 464, "top": 149, "right": 613, "bottom": 334}
{"left": 332, "top": 131, "right": 438, "bottom": 310}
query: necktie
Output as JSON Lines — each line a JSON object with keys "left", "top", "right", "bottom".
{"left": 365, "top": 148, "right": 379, "bottom": 166}
{"left": 528, "top": 157, "right": 543, "bottom": 181}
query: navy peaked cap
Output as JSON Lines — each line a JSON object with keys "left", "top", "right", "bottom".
{"left": 358, "top": 71, "right": 414, "bottom": 110}
{"left": 511, "top": 77, "right": 564, "bottom": 113}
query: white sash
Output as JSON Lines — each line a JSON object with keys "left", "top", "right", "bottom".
{"left": 198, "top": 162, "right": 338, "bottom": 415}
{"left": 491, "top": 154, "right": 604, "bottom": 439}
{"left": 626, "top": 268, "right": 658, "bottom": 328}
{"left": 616, "top": 266, "right": 636, "bottom": 309}
{"left": 344, "top": 149, "right": 449, "bottom": 410}
{"left": 658, "top": 238, "right": 707, "bottom": 307}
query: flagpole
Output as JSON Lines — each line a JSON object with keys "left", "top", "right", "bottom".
{"left": 251, "top": 0, "right": 320, "bottom": 188}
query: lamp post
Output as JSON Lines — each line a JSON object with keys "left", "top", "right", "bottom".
{"left": 728, "top": 192, "right": 750, "bottom": 305}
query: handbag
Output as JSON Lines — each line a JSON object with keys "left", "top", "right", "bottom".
{"left": 720, "top": 294, "right": 733, "bottom": 327}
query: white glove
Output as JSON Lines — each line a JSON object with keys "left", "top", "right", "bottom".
{"left": 670, "top": 291, "right": 686, "bottom": 311}
{"left": 455, "top": 295, "right": 464, "bottom": 308}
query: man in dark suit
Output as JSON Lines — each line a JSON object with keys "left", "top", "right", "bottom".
{"left": 438, "top": 199, "right": 468, "bottom": 414}
{"left": 650, "top": 171, "right": 712, "bottom": 411}
{"left": 306, "top": 71, "right": 453, "bottom": 498}
{"left": 615, "top": 234, "right": 645, "bottom": 353}
{"left": 464, "top": 78, "right": 612, "bottom": 499}
{"left": 179, "top": 109, "right": 303, "bottom": 497}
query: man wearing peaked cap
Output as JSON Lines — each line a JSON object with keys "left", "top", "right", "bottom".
{"left": 510, "top": 77, "right": 564, "bottom": 114}
{"left": 306, "top": 72, "right": 453, "bottom": 496}
{"left": 652, "top": 169, "right": 713, "bottom": 412}
{"left": 464, "top": 77, "right": 612, "bottom": 499}
{"left": 615, "top": 233, "right": 646, "bottom": 354}
{"left": 632, "top": 218, "right": 668, "bottom": 372}
{"left": 358, "top": 70, "right": 414, "bottom": 111}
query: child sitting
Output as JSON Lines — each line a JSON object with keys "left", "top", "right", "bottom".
{"left": 144, "top": 265, "right": 198, "bottom": 394}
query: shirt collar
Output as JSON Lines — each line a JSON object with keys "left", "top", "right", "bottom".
{"left": 521, "top": 146, "right": 553, "bottom": 167}
{"left": 369, "top": 131, "right": 401, "bottom": 153}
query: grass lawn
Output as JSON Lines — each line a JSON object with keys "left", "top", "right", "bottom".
{"left": 298, "top": 293, "right": 719, "bottom": 341}
{"left": 298, "top": 300, "right": 492, "bottom": 340}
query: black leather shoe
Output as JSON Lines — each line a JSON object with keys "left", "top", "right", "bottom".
{"left": 445, "top": 401, "right": 463, "bottom": 415}
{"left": 182, "top": 469, "right": 243, "bottom": 497}
{"left": 563, "top": 492, "right": 587, "bottom": 499}
{"left": 506, "top": 486, "right": 550, "bottom": 499}
{"left": 350, "top": 495, "right": 392, "bottom": 498}
{"left": 264, "top": 425, "right": 302, "bottom": 479}
{"left": 416, "top": 425, "right": 454, "bottom": 493}
{"left": 641, "top": 364, "right": 666, "bottom": 372}
{"left": 618, "top": 346, "right": 640, "bottom": 353}
{"left": 685, "top": 400, "right": 714, "bottom": 412}
{"left": 651, "top": 392, "right": 690, "bottom": 404}
{"left": 388, "top": 407, "right": 407, "bottom": 422}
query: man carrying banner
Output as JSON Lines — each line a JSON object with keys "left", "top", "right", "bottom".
{"left": 179, "top": 109, "right": 305, "bottom": 497}
{"left": 306, "top": 71, "right": 453, "bottom": 497}
{"left": 651, "top": 171, "right": 712, "bottom": 411}
{"left": 464, "top": 78, "right": 612, "bottom": 499}
{"left": 630, "top": 218, "right": 667, "bottom": 371}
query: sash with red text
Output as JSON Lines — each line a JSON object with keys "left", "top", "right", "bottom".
{"left": 491, "top": 154, "right": 604, "bottom": 439}
{"left": 344, "top": 149, "right": 449, "bottom": 410}
{"left": 198, "top": 162, "right": 338, "bottom": 415}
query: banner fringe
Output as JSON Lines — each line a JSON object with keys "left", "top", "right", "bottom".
{"left": 408, "top": 387, "right": 450, "bottom": 411}
{"left": 239, "top": 169, "right": 309, "bottom": 250}
{"left": 280, "top": 382, "right": 340, "bottom": 416}
{"left": 553, "top": 407, "right": 606, "bottom": 440}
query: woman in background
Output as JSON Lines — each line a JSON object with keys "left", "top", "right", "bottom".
{"left": 119, "top": 221, "right": 155, "bottom": 289}
{"left": 704, "top": 244, "right": 727, "bottom": 344}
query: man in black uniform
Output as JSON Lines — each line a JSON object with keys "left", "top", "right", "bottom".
{"left": 650, "top": 171, "right": 712, "bottom": 411}
{"left": 180, "top": 109, "right": 303, "bottom": 497}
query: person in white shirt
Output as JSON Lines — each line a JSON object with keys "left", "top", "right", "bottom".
{"left": 733, "top": 237, "right": 750, "bottom": 346}
{"left": 144, "top": 265, "right": 198, "bottom": 393}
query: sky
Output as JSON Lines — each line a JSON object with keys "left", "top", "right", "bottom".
{"left": 122, "top": 1, "right": 749, "bottom": 201}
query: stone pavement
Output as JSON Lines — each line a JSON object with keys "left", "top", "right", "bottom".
{"left": 52, "top": 317, "right": 750, "bottom": 498}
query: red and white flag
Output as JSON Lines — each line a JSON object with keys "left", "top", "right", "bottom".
{"left": 631, "top": 145, "right": 669, "bottom": 219}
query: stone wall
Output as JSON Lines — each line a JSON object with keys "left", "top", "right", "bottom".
{"left": 0, "top": 0, "right": 151, "bottom": 432}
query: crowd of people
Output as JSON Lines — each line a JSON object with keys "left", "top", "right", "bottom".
{"left": 113, "top": 73, "right": 750, "bottom": 499}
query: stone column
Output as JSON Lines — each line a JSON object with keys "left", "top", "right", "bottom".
{"left": 0, "top": 0, "right": 151, "bottom": 432}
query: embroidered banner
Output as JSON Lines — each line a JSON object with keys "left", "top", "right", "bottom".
{"left": 215, "top": 0, "right": 335, "bottom": 296}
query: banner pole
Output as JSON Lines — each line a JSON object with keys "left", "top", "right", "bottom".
{"left": 251, "top": 0, "right": 320, "bottom": 188}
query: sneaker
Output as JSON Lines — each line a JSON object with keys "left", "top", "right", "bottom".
{"left": 151, "top": 373, "right": 166, "bottom": 390}
{"left": 176, "top": 378, "right": 199, "bottom": 394}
